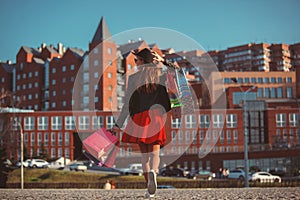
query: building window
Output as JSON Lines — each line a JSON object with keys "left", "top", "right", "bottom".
{"left": 257, "top": 78, "right": 263, "bottom": 83}
{"left": 92, "top": 116, "right": 103, "bottom": 130}
{"left": 58, "top": 148, "right": 62, "bottom": 157}
{"left": 51, "top": 132, "right": 56, "bottom": 146}
{"left": 107, "top": 48, "right": 112, "bottom": 54}
{"left": 83, "top": 72, "right": 89, "bottom": 83}
{"left": 79, "top": 116, "right": 90, "bottom": 130}
{"left": 192, "top": 130, "right": 197, "bottom": 144}
{"left": 62, "top": 66, "right": 66, "bottom": 72}
{"left": 65, "top": 116, "right": 75, "bottom": 130}
{"left": 276, "top": 113, "right": 286, "bottom": 127}
{"left": 199, "top": 114, "right": 210, "bottom": 128}
{"left": 251, "top": 77, "right": 256, "bottom": 83}
{"left": 65, "top": 132, "right": 69, "bottom": 146}
{"left": 106, "top": 115, "right": 114, "bottom": 129}
{"left": 213, "top": 130, "right": 219, "bottom": 143}
{"left": 65, "top": 148, "right": 70, "bottom": 158}
{"left": 38, "top": 116, "right": 48, "bottom": 130}
{"left": 277, "top": 77, "right": 283, "bottom": 83}
{"left": 185, "top": 131, "right": 190, "bottom": 144}
{"left": 226, "top": 114, "right": 237, "bottom": 128}
{"left": 107, "top": 72, "right": 112, "bottom": 78}
{"left": 52, "top": 79, "right": 56, "bottom": 85}
{"left": 172, "top": 118, "right": 181, "bottom": 128}
{"left": 226, "top": 130, "right": 231, "bottom": 144}
{"left": 58, "top": 132, "right": 63, "bottom": 146}
{"left": 178, "top": 130, "right": 183, "bottom": 144}
{"left": 270, "top": 88, "right": 276, "bottom": 98}
{"left": 213, "top": 114, "right": 224, "bottom": 128}
{"left": 264, "top": 88, "right": 269, "bottom": 98}
{"left": 51, "top": 116, "right": 62, "bottom": 130}
{"left": 24, "top": 116, "right": 35, "bottom": 130}
{"left": 220, "top": 130, "right": 224, "bottom": 144}
{"left": 94, "top": 60, "right": 98, "bottom": 66}
{"left": 38, "top": 132, "right": 42, "bottom": 146}
{"left": 51, "top": 148, "right": 56, "bottom": 158}
{"left": 185, "top": 115, "right": 196, "bottom": 128}
{"left": 199, "top": 130, "right": 204, "bottom": 144}
{"left": 94, "top": 47, "right": 98, "bottom": 54}
{"left": 263, "top": 77, "right": 269, "bottom": 83}
{"left": 206, "top": 130, "right": 211, "bottom": 141}
{"left": 289, "top": 113, "right": 298, "bottom": 127}
{"left": 233, "top": 130, "right": 238, "bottom": 144}
{"left": 277, "top": 88, "right": 283, "bottom": 98}
{"left": 70, "top": 64, "right": 75, "bottom": 70}
{"left": 31, "top": 132, "right": 35, "bottom": 145}
{"left": 171, "top": 131, "right": 176, "bottom": 144}
{"left": 52, "top": 68, "right": 56, "bottom": 74}
{"left": 286, "top": 77, "right": 292, "bottom": 83}
{"left": 44, "top": 132, "right": 49, "bottom": 146}
{"left": 287, "top": 87, "right": 293, "bottom": 98}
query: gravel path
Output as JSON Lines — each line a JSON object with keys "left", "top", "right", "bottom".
{"left": 0, "top": 187, "right": 299, "bottom": 199}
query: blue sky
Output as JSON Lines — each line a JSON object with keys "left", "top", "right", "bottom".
{"left": 0, "top": 0, "right": 299, "bottom": 62}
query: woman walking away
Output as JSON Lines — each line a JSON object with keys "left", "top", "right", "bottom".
{"left": 112, "top": 48, "right": 178, "bottom": 198}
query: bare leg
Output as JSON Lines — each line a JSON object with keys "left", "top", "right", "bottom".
{"left": 149, "top": 144, "right": 160, "bottom": 174}
{"left": 139, "top": 143, "right": 150, "bottom": 183}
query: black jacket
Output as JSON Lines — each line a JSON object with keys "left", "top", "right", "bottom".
{"left": 116, "top": 69, "right": 171, "bottom": 128}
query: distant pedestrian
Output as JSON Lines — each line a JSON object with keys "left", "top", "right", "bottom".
{"left": 110, "top": 180, "right": 115, "bottom": 189}
{"left": 223, "top": 168, "right": 229, "bottom": 179}
{"left": 103, "top": 180, "right": 111, "bottom": 190}
{"left": 218, "top": 168, "right": 223, "bottom": 179}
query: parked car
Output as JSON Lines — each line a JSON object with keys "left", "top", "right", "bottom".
{"left": 250, "top": 172, "right": 281, "bottom": 183}
{"left": 29, "top": 159, "right": 49, "bottom": 168}
{"left": 118, "top": 163, "right": 143, "bottom": 176}
{"left": 228, "top": 169, "right": 252, "bottom": 180}
{"left": 189, "top": 170, "right": 215, "bottom": 180}
{"left": 16, "top": 159, "right": 32, "bottom": 168}
{"left": 69, "top": 163, "right": 87, "bottom": 172}
{"left": 157, "top": 185, "right": 176, "bottom": 189}
{"left": 3, "top": 159, "right": 12, "bottom": 167}
{"left": 159, "top": 168, "right": 189, "bottom": 177}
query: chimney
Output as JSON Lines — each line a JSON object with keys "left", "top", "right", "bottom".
{"left": 41, "top": 43, "right": 47, "bottom": 49}
{"left": 6, "top": 60, "right": 11, "bottom": 64}
{"left": 57, "top": 43, "right": 64, "bottom": 54}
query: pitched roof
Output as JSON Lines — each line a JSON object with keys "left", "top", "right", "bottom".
{"left": 0, "top": 62, "right": 15, "bottom": 73}
{"left": 33, "top": 57, "right": 45, "bottom": 65}
{"left": 69, "top": 48, "right": 85, "bottom": 58}
{"left": 22, "top": 46, "right": 40, "bottom": 55}
{"left": 45, "top": 46, "right": 59, "bottom": 54}
{"left": 91, "top": 17, "right": 113, "bottom": 43}
{"left": 118, "top": 40, "right": 145, "bottom": 57}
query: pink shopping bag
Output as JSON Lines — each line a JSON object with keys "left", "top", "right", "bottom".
{"left": 82, "top": 128, "right": 118, "bottom": 161}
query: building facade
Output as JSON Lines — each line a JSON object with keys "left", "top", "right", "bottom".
{"left": 0, "top": 17, "right": 300, "bottom": 175}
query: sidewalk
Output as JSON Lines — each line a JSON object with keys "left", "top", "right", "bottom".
{"left": 0, "top": 187, "right": 299, "bottom": 199}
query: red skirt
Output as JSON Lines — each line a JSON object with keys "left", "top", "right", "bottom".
{"left": 121, "top": 109, "right": 167, "bottom": 145}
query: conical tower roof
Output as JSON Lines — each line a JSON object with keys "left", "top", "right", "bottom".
{"left": 91, "top": 17, "right": 113, "bottom": 44}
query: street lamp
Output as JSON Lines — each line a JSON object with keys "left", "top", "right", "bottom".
{"left": 14, "top": 118, "right": 24, "bottom": 189}
{"left": 231, "top": 78, "right": 255, "bottom": 187}
{"left": 243, "top": 86, "right": 255, "bottom": 188}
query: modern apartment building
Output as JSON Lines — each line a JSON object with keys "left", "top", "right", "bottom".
{"left": 208, "top": 42, "right": 297, "bottom": 72}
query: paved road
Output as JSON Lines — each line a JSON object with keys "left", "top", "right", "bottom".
{"left": 0, "top": 188, "right": 299, "bottom": 199}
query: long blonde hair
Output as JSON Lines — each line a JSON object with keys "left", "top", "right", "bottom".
{"left": 136, "top": 65, "right": 161, "bottom": 93}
